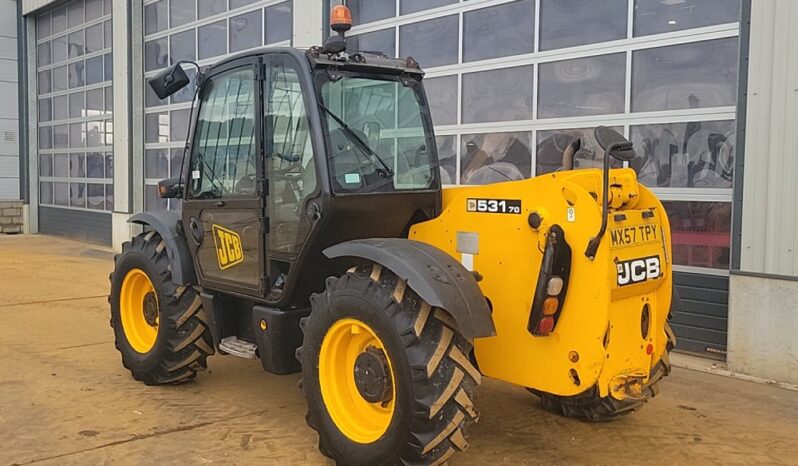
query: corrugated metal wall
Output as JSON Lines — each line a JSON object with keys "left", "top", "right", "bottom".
{"left": 726, "top": 0, "right": 798, "bottom": 386}
{"left": 739, "top": 0, "right": 798, "bottom": 277}
{"left": 39, "top": 206, "right": 112, "bottom": 244}
{"left": 0, "top": 0, "right": 18, "bottom": 200}
{"left": 673, "top": 272, "right": 729, "bottom": 360}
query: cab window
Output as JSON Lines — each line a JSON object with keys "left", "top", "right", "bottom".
{"left": 266, "top": 61, "right": 317, "bottom": 255}
{"left": 189, "top": 68, "right": 257, "bottom": 199}
{"left": 318, "top": 74, "right": 437, "bottom": 194}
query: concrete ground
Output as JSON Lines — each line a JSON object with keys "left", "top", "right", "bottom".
{"left": 1, "top": 234, "right": 798, "bottom": 466}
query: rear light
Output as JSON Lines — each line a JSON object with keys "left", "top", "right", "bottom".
{"left": 547, "top": 276, "right": 564, "bottom": 295}
{"left": 542, "top": 297, "right": 559, "bottom": 316}
{"left": 537, "top": 317, "right": 555, "bottom": 335}
{"left": 527, "top": 225, "right": 572, "bottom": 337}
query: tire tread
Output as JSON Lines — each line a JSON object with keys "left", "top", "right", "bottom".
{"left": 110, "top": 230, "right": 214, "bottom": 386}
{"left": 300, "top": 264, "right": 479, "bottom": 465}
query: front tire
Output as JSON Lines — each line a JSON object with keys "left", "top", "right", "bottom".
{"left": 109, "top": 230, "right": 214, "bottom": 385}
{"left": 299, "top": 264, "right": 480, "bottom": 466}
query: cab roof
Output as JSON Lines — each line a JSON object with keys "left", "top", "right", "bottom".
{"left": 306, "top": 47, "right": 425, "bottom": 76}
{"left": 202, "top": 46, "right": 425, "bottom": 78}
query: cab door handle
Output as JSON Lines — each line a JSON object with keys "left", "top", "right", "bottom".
{"left": 189, "top": 217, "right": 203, "bottom": 244}
{"left": 215, "top": 200, "right": 226, "bottom": 207}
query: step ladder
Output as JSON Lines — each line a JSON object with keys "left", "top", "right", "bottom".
{"left": 218, "top": 336, "right": 258, "bottom": 359}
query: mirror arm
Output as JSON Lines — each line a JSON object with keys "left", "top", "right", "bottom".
{"left": 178, "top": 72, "right": 203, "bottom": 198}
{"left": 584, "top": 141, "right": 625, "bottom": 260}
{"left": 168, "top": 60, "right": 200, "bottom": 83}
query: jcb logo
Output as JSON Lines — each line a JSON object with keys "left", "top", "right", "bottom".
{"left": 616, "top": 256, "right": 661, "bottom": 286}
{"left": 212, "top": 224, "right": 243, "bottom": 270}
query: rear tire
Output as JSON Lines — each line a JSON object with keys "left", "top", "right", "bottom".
{"left": 530, "top": 323, "right": 674, "bottom": 421}
{"left": 298, "top": 264, "right": 480, "bottom": 466}
{"left": 109, "top": 230, "right": 214, "bottom": 385}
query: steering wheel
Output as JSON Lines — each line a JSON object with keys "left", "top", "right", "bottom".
{"left": 234, "top": 174, "right": 257, "bottom": 195}
{"left": 271, "top": 160, "right": 302, "bottom": 177}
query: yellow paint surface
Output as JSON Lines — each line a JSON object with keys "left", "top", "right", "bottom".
{"left": 411, "top": 168, "right": 672, "bottom": 397}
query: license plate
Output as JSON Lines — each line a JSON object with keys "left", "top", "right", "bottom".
{"left": 609, "top": 224, "right": 660, "bottom": 249}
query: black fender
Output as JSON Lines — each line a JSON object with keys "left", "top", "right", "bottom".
{"left": 324, "top": 238, "right": 496, "bottom": 340}
{"left": 128, "top": 211, "right": 196, "bottom": 286}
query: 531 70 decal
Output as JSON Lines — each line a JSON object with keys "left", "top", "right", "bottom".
{"left": 467, "top": 198, "right": 521, "bottom": 214}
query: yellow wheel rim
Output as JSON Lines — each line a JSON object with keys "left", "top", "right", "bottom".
{"left": 319, "top": 318, "right": 396, "bottom": 444}
{"left": 119, "top": 268, "right": 159, "bottom": 353}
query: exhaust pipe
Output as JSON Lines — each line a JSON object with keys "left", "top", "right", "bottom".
{"left": 561, "top": 138, "right": 581, "bottom": 171}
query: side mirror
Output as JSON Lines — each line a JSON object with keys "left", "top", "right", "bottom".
{"left": 158, "top": 177, "right": 184, "bottom": 199}
{"left": 595, "top": 126, "right": 636, "bottom": 162}
{"left": 363, "top": 122, "right": 381, "bottom": 148}
{"left": 149, "top": 63, "right": 191, "bottom": 100}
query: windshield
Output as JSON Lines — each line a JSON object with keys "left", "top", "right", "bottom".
{"left": 317, "top": 73, "right": 438, "bottom": 193}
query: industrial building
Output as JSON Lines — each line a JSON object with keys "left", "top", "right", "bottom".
{"left": 1, "top": 0, "right": 796, "bottom": 385}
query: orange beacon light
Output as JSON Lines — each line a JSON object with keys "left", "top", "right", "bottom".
{"left": 330, "top": 5, "right": 353, "bottom": 33}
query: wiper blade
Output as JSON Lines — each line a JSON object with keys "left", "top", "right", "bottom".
{"left": 318, "top": 103, "right": 394, "bottom": 177}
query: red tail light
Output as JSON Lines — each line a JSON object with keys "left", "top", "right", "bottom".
{"left": 537, "top": 317, "right": 555, "bottom": 335}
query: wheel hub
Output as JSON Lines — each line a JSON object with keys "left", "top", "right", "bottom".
{"left": 354, "top": 346, "right": 393, "bottom": 405}
{"left": 142, "top": 292, "right": 158, "bottom": 327}
{"left": 119, "top": 268, "right": 159, "bottom": 354}
{"left": 318, "top": 318, "right": 396, "bottom": 444}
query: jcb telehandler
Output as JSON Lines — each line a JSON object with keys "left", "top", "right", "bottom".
{"left": 109, "top": 6, "right": 676, "bottom": 465}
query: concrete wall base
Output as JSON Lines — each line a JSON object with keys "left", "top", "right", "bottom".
{"left": 21, "top": 204, "right": 30, "bottom": 234}
{"left": 112, "top": 212, "right": 136, "bottom": 253}
{"left": 728, "top": 273, "right": 798, "bottom": 385}
{"left": 671, "top": 352, "right": 798, "bottom": 392}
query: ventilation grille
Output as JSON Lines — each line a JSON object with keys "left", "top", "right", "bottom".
{"left": 4, "top": 131, "right": 15, "bottom": 143}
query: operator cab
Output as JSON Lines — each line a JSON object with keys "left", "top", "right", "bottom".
{"left": 148, "top": 8, "right": 440, "bottom": 307}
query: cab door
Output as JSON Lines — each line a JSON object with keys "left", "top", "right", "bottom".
{"left": 182, "top": 58, "right": 267, "bottom": 296}
{"left": 262, "top": 54, "right": 320, "bottom": 293}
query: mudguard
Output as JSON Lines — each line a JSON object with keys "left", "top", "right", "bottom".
{"left": 128, "top": 211, "right": 196, "bottom": 285}
{"left": 324, "top": 238, "right": 496, "bottom": 339}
